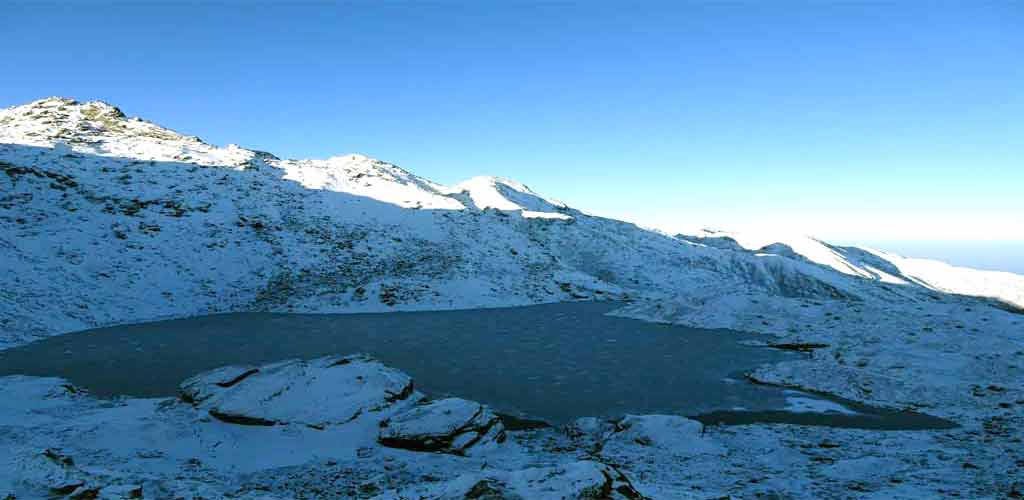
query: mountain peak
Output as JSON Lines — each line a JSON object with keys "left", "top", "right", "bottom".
{"left": 0, "top": 97, "right": 222, "bottom": 166}
{"left": 452, "top": 175, "right": 569, "bottom": 216}
{"left": 7, "top": 96, "right": 123, "bottom": 121}
{"left": 326, "top": 153, "right": 372, "bottom": 163}
{"left": 79, "top": 99, "right": 127, "bottom": 120}
{"left": 458, "top": 176, "right": 545, "bottom": 198}
{"left": 28, "top": 96, "right": 79, "bottom": 106}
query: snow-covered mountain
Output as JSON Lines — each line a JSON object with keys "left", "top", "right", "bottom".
{"left": 679, "top": 229, "right": 1024, "bottom": 310}
{"left": 4, "top": 97, "right": 1024, "bottom": 499}
{"left": 1, "top": 97, "right": 1021, "bottom": 349}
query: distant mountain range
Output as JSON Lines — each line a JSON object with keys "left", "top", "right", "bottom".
{"left": 2, "top": 97, "right": 1022, "bottom": 348}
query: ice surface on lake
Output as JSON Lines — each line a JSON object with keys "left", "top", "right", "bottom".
{"left": 0, "top": 302, "right": 801, "bottom": 423}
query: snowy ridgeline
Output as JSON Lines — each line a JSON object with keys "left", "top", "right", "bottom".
{"left": 2, "top": 97, "right": 1022, "bottom": 350}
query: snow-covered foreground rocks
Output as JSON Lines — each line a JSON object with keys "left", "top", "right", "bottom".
{"left": 3, "top": 354, "right": 1023, "bottom": 498}
{"left": 180, "top": 354, "right": 416, "bottom": 428}
{"left": 378, "top": 398, "right": 506, "bottom": 455}
{"left": 0, "top": 355, "right": 650, "bottom": 499}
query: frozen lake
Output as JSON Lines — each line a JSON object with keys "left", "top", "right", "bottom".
{"left": 0, "top": 301, "right": 954, "bottom": 429}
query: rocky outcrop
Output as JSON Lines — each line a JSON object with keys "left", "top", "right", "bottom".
{"left": 378, "top": 397, "right": 506, "bottom": 455}
{"left": 603, "top": 415, "right": 722, "bottom": 455}
{"left": 564, "top": 416, "right": 617, "bottom": 454}
{"left": 436, "top": 461, "right": 645, "bottom": 499}
{"left": 566, "top": 414, "right": 721, "bottom": 456}
{"left": 179, "top": 354, "right": 416, "bottom": 428}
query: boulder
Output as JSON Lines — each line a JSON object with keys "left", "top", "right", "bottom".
{"left": 378, "top": 397, "right": 505, "bottom": 455}
{"left": 565, "top": 414, "right": 722, "bottom": 456}
{"left": 179, "top": 354, "right": 416, "bottom": 428}
{"left": 603, "top": 414, "right": 722, "bottom": 455}
{"left": 97, "top": 484, "right": 144, "bottom": 499}
{"left": 179, "top": 364, "right": 261, "bottom": 406}
{"left": 564, "top": 416, "right": 616, "bottom": 453}
{"left": 436, "top": 461, "right": 645, "bottom": 499}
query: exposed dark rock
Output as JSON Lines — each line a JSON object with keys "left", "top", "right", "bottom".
{"left": 767, "top": 342, "right": 830, "bottom": 352}
{"left": 379, "top": 398, "right": 506, "bottom": 455}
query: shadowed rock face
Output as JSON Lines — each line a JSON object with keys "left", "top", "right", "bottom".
{"left": 179, "top": 354, "right": 417, "bottom": 428}
{"left": 378, "top": 397, "right": 506, "bottom": 455}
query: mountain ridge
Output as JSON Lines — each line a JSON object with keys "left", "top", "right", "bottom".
{"left": 1, "top": 97, "right": 1022, "bottom": 351}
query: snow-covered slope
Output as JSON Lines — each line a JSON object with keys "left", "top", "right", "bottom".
{"left": 282, "top": 154, "right": 464, "bottom": 210}
{"left": 680, "top": 229, "right": 1024, "bottom": 310}
{"left": 0, "top": 97, "right": 1021, "bottom": 349}
{"left": 451, "top": 175, "right": 572, "bottom": 219}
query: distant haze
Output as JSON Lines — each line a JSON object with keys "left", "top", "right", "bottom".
{"left": 852, "top": 241, "right": 1024, "bottom": 276}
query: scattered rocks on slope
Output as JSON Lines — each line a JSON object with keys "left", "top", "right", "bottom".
{"left": 179, "top": 354, "right": 417, "bottom": 428}
{"left": 29, "top": 447, "right": 143, "bottom": 499}
{"left": 378, "top": 397, "right": 506, "bottom": 455}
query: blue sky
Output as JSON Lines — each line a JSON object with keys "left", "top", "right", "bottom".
{"left": 3, "top": 2, "right": 1022, "bottom": 257}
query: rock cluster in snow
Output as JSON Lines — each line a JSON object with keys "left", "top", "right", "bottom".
{"left": 3, "top": 353, "right": 1021, "bottom": 499}
{"left": 378, "top": 397, "right": 506, "bottom": 455}
{"left": 180, "top": 354, "right": 416, "bottom": 428}
{"left": 0, "top": 355, "right": 651, "bottom": 499}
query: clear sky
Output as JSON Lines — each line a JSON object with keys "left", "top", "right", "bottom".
{"left": 3, "top": 2, "right": 1022, "bottom": 253}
